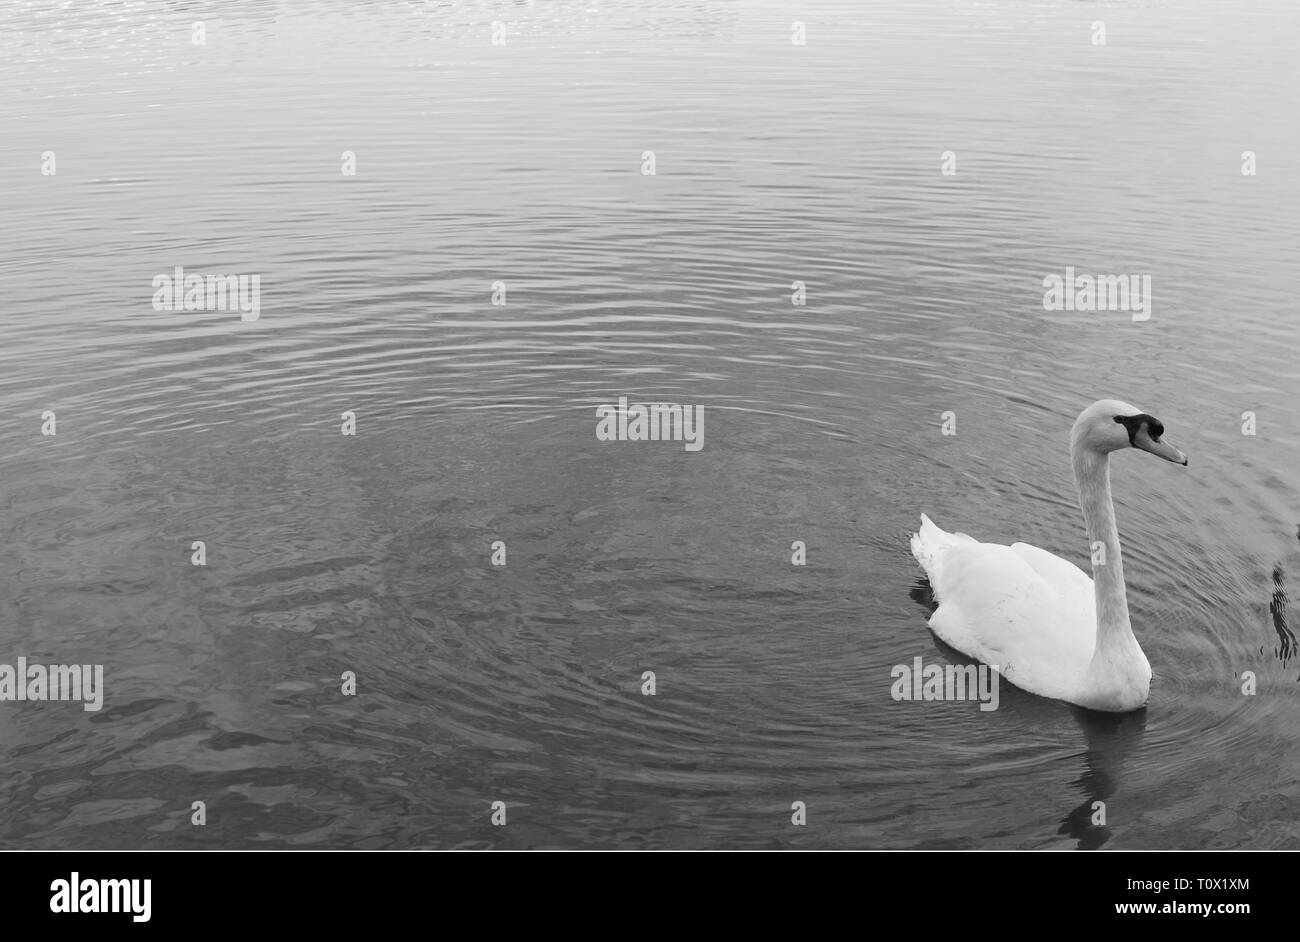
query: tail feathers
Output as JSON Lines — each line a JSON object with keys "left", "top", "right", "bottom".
{"left": 910, "top": 513, "right": 976, "bottom": 584}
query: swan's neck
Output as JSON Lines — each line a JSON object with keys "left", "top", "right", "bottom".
{"left": 1072, "top": 446, "right": 1136, "bottom": 660}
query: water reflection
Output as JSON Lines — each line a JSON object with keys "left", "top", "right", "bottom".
{"left": 1059, "top": 707, "right": 1147, "bottom": 851}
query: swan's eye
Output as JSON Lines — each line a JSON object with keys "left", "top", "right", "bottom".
{"left": 1113, "top": 412, "right": 1160, "bottom": 446}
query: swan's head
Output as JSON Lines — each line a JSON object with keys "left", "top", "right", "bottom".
{"left": 1072, "top": 399, "right": 1188, "bottom": 465}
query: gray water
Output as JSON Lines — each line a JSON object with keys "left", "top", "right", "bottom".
{"left": 1, "top": 0, "right": 1297, "bottom": 849}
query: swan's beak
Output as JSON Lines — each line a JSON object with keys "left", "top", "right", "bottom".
{"left": 1135, "top": 428, "right": 1188, "bottom": 465}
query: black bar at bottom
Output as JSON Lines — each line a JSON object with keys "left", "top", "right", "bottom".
{"left": 6, "top": 849, "right": 1279, "bottom": 929}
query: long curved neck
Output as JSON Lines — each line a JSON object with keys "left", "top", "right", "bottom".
{"left": 1072, "top": 444, "right": 1135, "bottom": 659}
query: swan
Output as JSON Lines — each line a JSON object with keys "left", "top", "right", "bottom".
{"left": 910, "top": 399, "right": 1188, "bottom": 712}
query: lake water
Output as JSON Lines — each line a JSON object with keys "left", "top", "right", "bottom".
{"left": 1, "top": 0, "right": 1297, "bottom": 849}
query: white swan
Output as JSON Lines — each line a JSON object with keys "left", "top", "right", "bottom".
{"left": 911, "top": 399, "right": 1188, "bottom": 712}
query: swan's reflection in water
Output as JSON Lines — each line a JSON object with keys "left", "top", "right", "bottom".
{"left": 1059, "top": 707, "right": 1148, "bottom": 850}
{"left": 912, "top": 575, "right": 1150, "bottom": 850}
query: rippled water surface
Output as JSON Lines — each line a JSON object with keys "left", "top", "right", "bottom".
{"left": 1, "top": 0, "right": 1298, "bottom": 848}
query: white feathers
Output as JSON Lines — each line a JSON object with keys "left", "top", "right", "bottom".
{"left": 911, "top": 515, "right": 1098, "bottom": 704}
{"left": 908, "top": 399, "right": 1173, "bottom": 712}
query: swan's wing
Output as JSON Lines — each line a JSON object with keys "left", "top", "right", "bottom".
{"left": 1009, "top": 541, "right": 1092, "bottom": 594}
{"left": 918, "top": 538, "right": 1096, "bottom": 701}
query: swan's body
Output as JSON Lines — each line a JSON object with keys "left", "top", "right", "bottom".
{"left": 911, "top": 399, "right": 1187, "bottom": 713}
